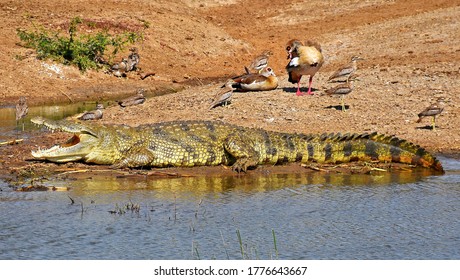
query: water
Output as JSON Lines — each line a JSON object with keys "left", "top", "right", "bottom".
{"left": 1, "top": 157, "right": 459, "bottom": 260}
{"left": 0, "top": 104, "right": 459, "bottom": 260}
{"left": 0, "top": 101, "right": 113, "bottom": 140}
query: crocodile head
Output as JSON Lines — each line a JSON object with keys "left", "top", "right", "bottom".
{"left": 31, "top": 117, "right": 109, "bottom": 163}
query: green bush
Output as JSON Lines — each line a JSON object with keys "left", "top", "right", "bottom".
{"left": 17, "top": 17, "right": 144, "bottom": 71}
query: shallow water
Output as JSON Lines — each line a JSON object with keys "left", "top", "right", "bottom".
{"left": 1, "top": 156, "right": 459, "bottom": 260}
{"left": 1, "top": 103, "right": 459, "bottom": 259}
{"left": 0, "top": 101, "right": 112, "bottom": 140}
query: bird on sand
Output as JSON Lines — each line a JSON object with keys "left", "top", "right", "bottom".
{"left": 118, "top": 89, "right": 146, "bottom": 107}
{"left": 118, "top": 88, "right": 145, "bottom": 107}
{"left": 209, "top": 80, "right": 234, "bottom": 110}
{"left": 324, "top": 75, "right": 359, "bottom": 112}
{"left": 15, "top": 96, "right": 28, "bottom": 132}
{"left": 286, "top": 39, "right": 324, "bottom": 96}
{"left": 228, "top": 67, "right": 278, "bottom": 92}
{"left": 416, "top": 98, "right": 445, "bottom": 131}
{"left": 77, "top": 103, "right": 104, "bottom": 120}
{"left": 126, "top": 47, "right": 140, "bottom": 72}
{"left": 248, "top": 50, "right": 272, "bottom": 74}
{"left": 328, "top": 55, "right": 364, "bottom": 82}
{"left": 111, "top": 58, "right": 128, "bottom": 77}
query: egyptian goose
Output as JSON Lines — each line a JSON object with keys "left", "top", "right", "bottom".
{"left": 111, "top": 58, "right": 128, "bottom": 77}
{"left": 328, "top": 56, "right": 364, "bottom": 82}
{"left": 118, "top": 89, "right": 146, "bottom": 107}
{"left": 209, "top": 79, "right": 234, "bottom": 109}
{"left": 15, "top": 96, "right": 28, "bottom": 131}
{"left": 248, "top": 50, "right": 272, "bottom": 73}
{"left": 229, "top": 67, "right": 278, "bottom": 91}
{"left": 286, "top": 39, "right": 324, "bottom": 96}
{"left": 324, "top": 78, "right": 356, "bottom": 112}
{"left": 77, "top": 103, "right": 104, "bottom": 120}
{"left": 416, "top": 98, "right": 445, "bottom": 131}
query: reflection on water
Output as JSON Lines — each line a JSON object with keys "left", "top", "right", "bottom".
{"left": 0, "top": 102, "right": 112, "bottom": 140}
{"left": 57, "top": 169, "right": 438, "bottom": 201}
{"left": 1, "top": 157, "right": 459, "bottom": 260}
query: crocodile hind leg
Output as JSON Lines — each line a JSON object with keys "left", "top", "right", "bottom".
{"left": 224, "top": 133, "right": 260, "bottom": 172}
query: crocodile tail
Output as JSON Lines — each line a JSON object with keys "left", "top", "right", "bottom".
{"left": 308, "top": 132, "right": 444, "bottom": 172}
{"left": 368, "top": 133, "right": 443, "bottom": 172}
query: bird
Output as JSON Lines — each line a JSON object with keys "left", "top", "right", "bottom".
{"left": 126, "top": 47, "right": 140, "bottom": 72}
{"left": 77, "top": 103, "right": 104, "bottom": 120}
{"left": 324, "top": 76, "right": 358, "bottom": 112}
{"left": 285, "top": 39, "right": 324, "bottom": 96}
{"left": 328, "top": 55, "right": 364, "bottom": 82}
{"left": 228, "top": 67, "right": 278, "bottom": 92}
{"left": 416, "top": 98, "right": 445, "bottom": 131}
{"left": 248, "top": 50, "right": 272, "bottom": 73}
{"left": 15, "top": 96, "right": 28, "bottom": 132}
{"left": 118, "top": 89, "right": 146, "bottom": 107}
{"left": 111, "top": 58, "right": 128, "bottom": 77}
{"left": 209, "top": 79, "right": 234, "bottom": 110}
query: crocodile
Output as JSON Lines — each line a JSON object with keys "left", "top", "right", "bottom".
{"left": 30, "top": 117, "right": 444, "bottom": 173}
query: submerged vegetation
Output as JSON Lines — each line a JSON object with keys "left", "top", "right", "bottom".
{"left": 17, "top": 16, "right": 146, "bottom": 71}
{"left": 109, "top": 201, "right": 141, "bottom": 215}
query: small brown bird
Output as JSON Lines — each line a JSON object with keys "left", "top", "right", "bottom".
{"left": 416, "top": 98, "right": 445, "bottom": 131}
{"left": 328, "top": 55, "right": 364, "bottom": 82}
{"left": 209, "top": 80, "right": 234, "bottom": 110}
{"left": 126, "top": 47, "right": 140, "bottom": 72}
{"left": 286, "top": 39, "right": 324, "bottom": 96}
{"left": 324, "top": 77, "right": 358, "bottom": 112}
{"left": 118, "top": 89, "right": 146, "bottom": 107}
{"left": 15, "top": 96, "right": 28, "bottom": 131}
{"left": 77, "top": 103, "right": 104, "bottom": 120}
{"left": 229, "top": 67, "right": 278, "bottom": 92}
{"left": 248, "top": 50, "right": 272, "bottom": 73}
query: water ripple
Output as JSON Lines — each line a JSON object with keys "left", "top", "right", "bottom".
{"left": 1, "top": 157, "right": 459, "bottom": 259}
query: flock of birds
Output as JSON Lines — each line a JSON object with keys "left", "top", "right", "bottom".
{"left": 208, "top": 39, "right": 365, "bottom": 112}
{"left": 13, "top": 39, "right": 445, "bottom": 131}
{"left": 208, "top": 39, "right": 446, "bottom": 130}
{"left": 110, "top": 47, "right": 140, "bottom": 78}
{"left": 73, "top": 89, "right": 146, "bottom": 121}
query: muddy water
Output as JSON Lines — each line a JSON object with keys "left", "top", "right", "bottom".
{"left": 1, "top": 156, "right": 459, "bottom": 260}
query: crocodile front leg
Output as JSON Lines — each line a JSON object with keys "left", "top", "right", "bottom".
{"left": 223, "top": 133, "right": 260, "bottom": 172}
{"left": 111, "top": 147, "right": 155, "bottom": 168}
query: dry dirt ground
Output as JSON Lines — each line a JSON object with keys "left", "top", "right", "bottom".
{"left": 1, "top": 0, "right": 459, "bottom": 182}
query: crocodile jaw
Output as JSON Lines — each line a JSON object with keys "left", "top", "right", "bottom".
{"left": 32, "top": 133, "right": 97, "bottom": 163}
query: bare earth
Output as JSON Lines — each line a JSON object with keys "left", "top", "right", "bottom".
{"left": 1, "top": 0, "right": 459, "bottom": 181}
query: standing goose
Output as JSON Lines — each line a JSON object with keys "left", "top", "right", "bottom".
{"left": 286, "top": 39, "right": 324, "bottom": 96}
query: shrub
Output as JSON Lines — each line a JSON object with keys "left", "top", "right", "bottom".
{"left": 17, "top": 17, "right": 145, "bottom": 71}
